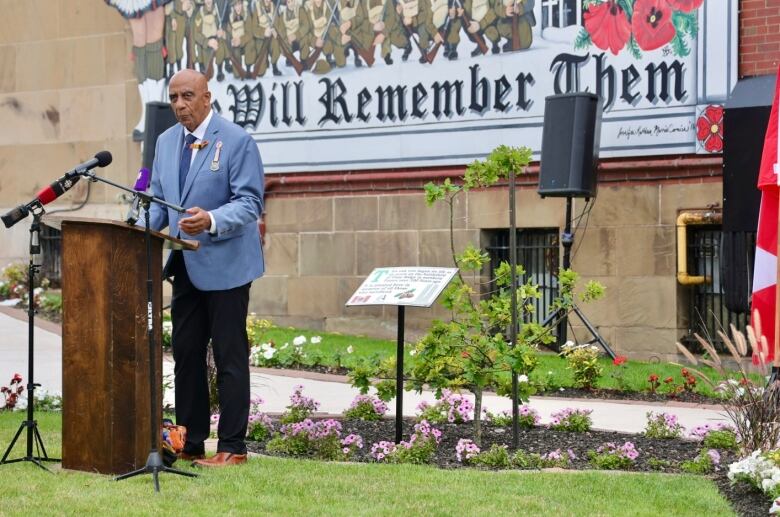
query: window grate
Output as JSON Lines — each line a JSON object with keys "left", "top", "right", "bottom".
{"left": 485, "top": 229, "right": 560, "bottom": 323}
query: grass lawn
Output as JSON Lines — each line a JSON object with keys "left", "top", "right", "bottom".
{"left": 255, "top": 326, "right": 752, "bottom": 398}
{"left": 0, "top": 413, "right": 734, "bottom": 516}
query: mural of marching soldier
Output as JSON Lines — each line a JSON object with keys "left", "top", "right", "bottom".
{"left": 277, "top": 0, "right": 313, "bottom": 74}
{"left": 365, "top": 0, "right": 408, "bottom": 65}
{"left": 463, "top": 0, "right": 498, "bottom": 56}
{"left": 496, "top": 0, "right": 534, "bottom": 52}
{"left": 425, "top": 0, "right": 462, "bottom": 61}
{"left": 396, "top": 0, "right": 441, "bottom": 64}
{"left": 225, "top": 0, "right": 255, "bottom": 77}
{"left": 194, "top": 0, "right": 229, "bottom": 80}
{"left": 337, "top": 0, "right": 374, "bottom": 67}
{"left": 306, "top": 0, "right": 343, "bottom": 73}
{"left": 165, "top": 0, "right": 187, "bottom": 77}
{"left": 251, "top": 0, "right": 283, "bottom": 77}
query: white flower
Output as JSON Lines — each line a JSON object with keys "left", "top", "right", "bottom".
{"left": 293, "top": 335, "right": 307, "bottom": 346}
{"left": 409, "top": 350, "right": 417, "bottom": 356}
{"left": 311, "top": 336, "right": 322, "bottom": 344}
{"left": 280, "top": 343, "right": 289, "bottom": 350}
{"left": 518, "top": 374, "right": 529, "bottom": 383}
{"left": 346, "top": 346, "right": 354, "bottom": 354}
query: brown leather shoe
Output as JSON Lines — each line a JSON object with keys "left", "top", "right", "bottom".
{"left": 192, "top": 452, "right": 247, "bottom": 467}
{"left": 178, "top": 451, "right": 206, "bottom": 461}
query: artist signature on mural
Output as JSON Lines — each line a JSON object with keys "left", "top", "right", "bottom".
{"left": 617, "top": 122, "right": 695, "bottom": 141}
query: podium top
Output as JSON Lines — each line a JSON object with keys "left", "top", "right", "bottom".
{"left": 43, "top": 216, "right": 199, "bottom": 251}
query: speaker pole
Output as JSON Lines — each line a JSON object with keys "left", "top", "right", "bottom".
{"left": 556, "top": 197, "right": 574, "bottom": 347}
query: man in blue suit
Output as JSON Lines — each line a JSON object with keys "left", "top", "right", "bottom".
{"left": 147, "top": 69, "right": 264, "bottom": 467}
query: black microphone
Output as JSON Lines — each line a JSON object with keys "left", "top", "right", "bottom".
{"left": 1, "top": 151, "right": 113, "bottom": 229}
{"left": 66, "top": 150, "right": 113, "bottom": 175}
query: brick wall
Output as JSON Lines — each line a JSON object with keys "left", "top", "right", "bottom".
{"left": 740, "top": 0, "right": 780, "bottom": 77}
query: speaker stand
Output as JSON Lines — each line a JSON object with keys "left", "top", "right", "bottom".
{"left": 543, "top": 197, "right": 615, "bottom": 359}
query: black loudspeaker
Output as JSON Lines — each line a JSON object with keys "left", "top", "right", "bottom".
{"left": 142, "top": 102, "right": 178, "bottom": 171}
{"left": 538, "top": 93, "right": 603, "bottom": 198}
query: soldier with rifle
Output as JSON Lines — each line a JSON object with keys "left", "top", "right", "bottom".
{"left": 181, "top": 0, "right": 201, "bottom": 69}
{"left": 225, "top": 0, "right": 255, "bottom": 77}
{"left": 423, "top": 0, "right": 462, "bottom": 61}
{"left": 364, "top": 0, "right": 407, "bottom": 65}
{"left": 305, "top": 0, "right": 343, "bottom": 73}
{"left": 395, "top": 0, "right": 441, "bottom": 63}
{"left": 276, "top": 0, "right": 312, "bottom": 74}
{"left": 251, "top": 0, "right": 283, "bottom": 76}
{"left": 496, "top": 0, "right": 533, "bottom": 52}
{"left": 165, "top": 0, "right": 187, "bottom": 76}
{"left": 463, "top": 0, "right": 498, "bottom": 56}
{"left": 336, "top": 0, "right": 376, "bottom": 67}
{"left": 194, "top": 0, "right": 229, "bottom": 80}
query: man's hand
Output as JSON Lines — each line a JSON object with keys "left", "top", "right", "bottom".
{"left": 179, "top": 207, "right": 211, "bottom": 235}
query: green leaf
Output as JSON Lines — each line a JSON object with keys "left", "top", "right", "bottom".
{"left": 627, "top": 35, "right": 642, "bottom": 59}
{"left": 671, "top": 33, "right": 690, "bottom": 57}
{"left": 574, "top": 28, "right": 592, "bottom": 51}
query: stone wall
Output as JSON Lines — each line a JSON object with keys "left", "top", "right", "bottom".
{"left": 0, "top": 0, "right": 141, "bottom": 259}
{"left": 251, "top": 176, "right": 722, "bottom": 361}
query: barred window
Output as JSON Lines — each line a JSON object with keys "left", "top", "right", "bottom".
{"left": 681, "top": 225, "right": 750, "bottom": 353}
{"left": 485, "top": 228, "right": 559, "bottom": 323}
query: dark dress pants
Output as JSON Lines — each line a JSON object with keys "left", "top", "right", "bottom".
{"left": 169, "top": 251, "right": 251, "bottom": 455}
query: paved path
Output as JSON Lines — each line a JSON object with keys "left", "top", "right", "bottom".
{"left": 0, "top": 308, "right": 729, "bottom": 435}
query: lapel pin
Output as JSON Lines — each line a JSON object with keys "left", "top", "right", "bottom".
{"left": 210, "top": 141, "right": 223, "bottom": 172}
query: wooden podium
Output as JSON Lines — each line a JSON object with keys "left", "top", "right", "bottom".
{"left": 49, "top": 217, "right": 196, "bottom": 474}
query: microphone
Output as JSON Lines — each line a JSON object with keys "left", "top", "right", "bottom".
{"left": 1, "top": 151, "right": 113, "bottom": 229}
{"left": 125, "top": 168, "right": 152, "bottom": 225}
{"left": 66, "top": 150, "right": 113, "bottom": 175}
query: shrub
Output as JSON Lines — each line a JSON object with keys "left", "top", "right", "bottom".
{"left": 560, "top": 342, "right": 603, "bottom": 389}
{"left": 247, "top": 396, "right": 274, "bottom": 441}
{"left": 647, "top": 457, "right": 673, "bottom": 471}
{"left": 728, "top": 450, "right": 780, "bottom": 500}
{"left": 415, "top": 390, "right": 474, "bottom": 424}
{"left": 511, "top": 449, "right": 544, "bottom": 469}
{"left": 540, "top": 448, "right": 575, "bottom": 468}
{"left": 343, "top": 394, "right": 388, "bottom": 421}
{"left": 485, "top": 405, "right": 540, "bottom": 429}
{"left": 681, "top": 449, "right": 720, "bottom": 474}
{"left": 279, "top": 385, "right": 320, "bottom": 424}
{"left": 676, "top": 318, "right": 780, "bottom": 454}
{"left": 643, "top": 411, "right": 685, "bottom": 439}
{"left": 588, "top": 442, "right": 639, "bottom": 470}
{"left": 549, "top": 407, "right": 592, "bottom": 432}
{"left": 266, "top": 418, "right": 357, "bottom": 460}
{"left": 455, "top": 438, "right": 481, "bottom": 463}
{"left": 689, "top": 423, "right": 738, "bottom": 450}
{"left": 370, "top": 420, "right": 442, "bottom": 464}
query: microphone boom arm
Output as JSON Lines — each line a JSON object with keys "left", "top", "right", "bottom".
{"left": 80, "top": 170, "right": 185, "bottom": 214}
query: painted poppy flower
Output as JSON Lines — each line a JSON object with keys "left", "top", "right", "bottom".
{"left": 696, "top": 105, "right": 724, "bottom": 153}
{"left": 666, "top": 0, "right": 704, "bottom": 13}
{"left": 12, "top": 373, "right": 22, "bottom": 384}
{"left": 632, "top": 0, "right": 676, "bottom": 51}
{"left": 583, "top": 1, "right": 631, "bottom": 55}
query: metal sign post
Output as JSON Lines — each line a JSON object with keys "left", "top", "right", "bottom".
{"left": 346, "top": 267, "right": 458, "bottom": 443}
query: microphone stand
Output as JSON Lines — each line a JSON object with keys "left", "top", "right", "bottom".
{"left": 1, "top": 203, "right": 60, "bottom": 471}
{"left": 79, "top": 170, "right": 197, "bottom": 491}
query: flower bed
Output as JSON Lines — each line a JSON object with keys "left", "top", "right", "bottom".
{"left": 246, "top": 416, "right": 769, "bottom": 517}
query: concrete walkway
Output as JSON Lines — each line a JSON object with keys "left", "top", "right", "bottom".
{"left": 0, "top": 308, "right": 729, "bottom": 435}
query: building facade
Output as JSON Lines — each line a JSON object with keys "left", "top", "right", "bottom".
{"left": 0, "top": 0, "right": 778, "bottom": 359}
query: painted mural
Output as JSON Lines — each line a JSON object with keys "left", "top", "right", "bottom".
{"left": 108, "top": 0, "right": 734, "bottom": 172}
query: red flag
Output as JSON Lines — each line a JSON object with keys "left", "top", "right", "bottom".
{"left": 751, "top": 65, "right": 780, "bottom": 363}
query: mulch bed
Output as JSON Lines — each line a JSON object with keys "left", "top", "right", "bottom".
{"left": 247, "top": 417, "right": 772, "bottom": 516}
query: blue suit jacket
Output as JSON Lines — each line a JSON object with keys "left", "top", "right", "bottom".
{"left": 148, "top": 112, "right": 265, "bottom": 291}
